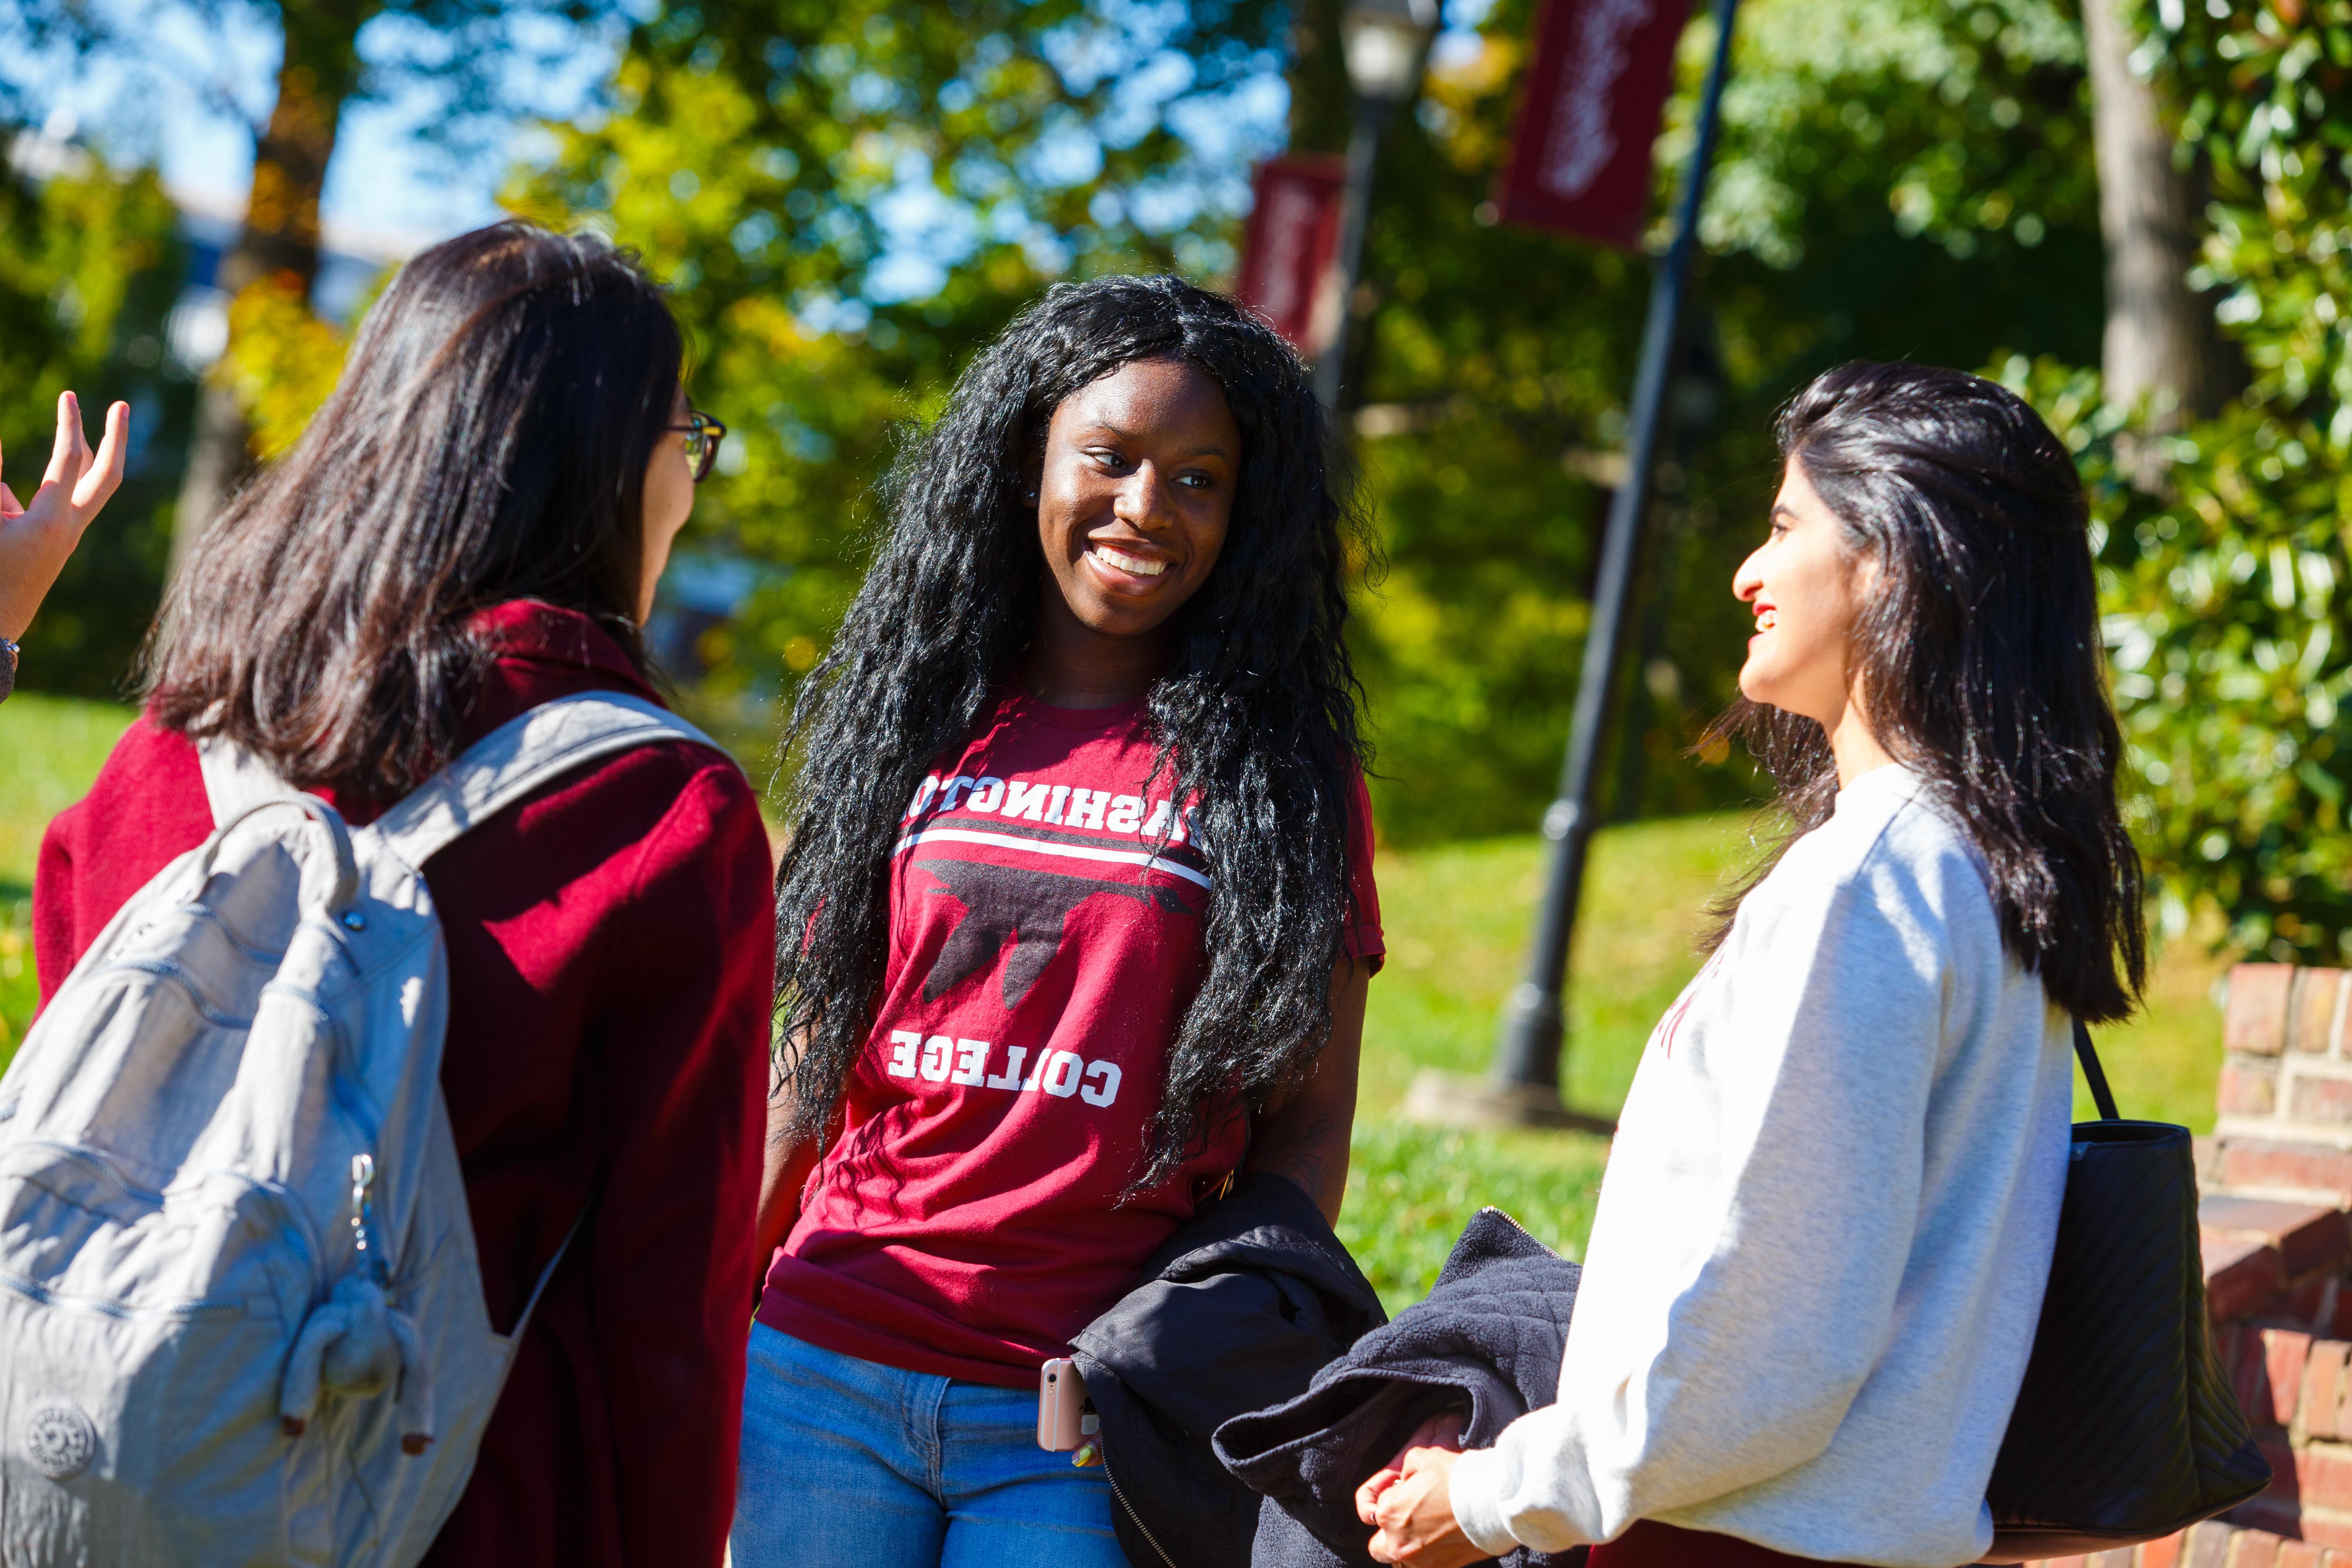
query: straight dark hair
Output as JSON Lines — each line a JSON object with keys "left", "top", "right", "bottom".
{"left": 773, "top": 274, "right": 1367, "bottom": 1192}
{"left": 145, "top": 220, "right": 682, "bottom": 801}
{"left": 1706, "top": 361, "right": 2145, "bottom": 1022}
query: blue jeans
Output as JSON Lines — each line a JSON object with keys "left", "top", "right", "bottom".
{"left": 731, "top": 1323, "right": 1127, "bottom": 1568}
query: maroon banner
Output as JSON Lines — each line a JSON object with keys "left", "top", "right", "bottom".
{"left": 1497, "top": 0, "right": 1694, "bottom": 249}
{"left": 1235, "top": 153, "right": 1349, "bottom": 352}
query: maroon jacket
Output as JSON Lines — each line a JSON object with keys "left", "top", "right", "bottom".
{"left": 35, "top": 601, "right": 774, "bottom": 1568}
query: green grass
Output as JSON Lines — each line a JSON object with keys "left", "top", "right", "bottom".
{"left": 0, "top": 692, "right": 137, "bottom": 1074}
{"left": 0, "top": 695, "right": 2244, "bottom": 1321}
{"left": 1341, "top": 817, "right": 2236, "bottom": 1315}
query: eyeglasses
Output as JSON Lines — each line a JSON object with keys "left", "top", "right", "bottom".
{"left": 670, "top": 409, "right": 729, "bottom": 483}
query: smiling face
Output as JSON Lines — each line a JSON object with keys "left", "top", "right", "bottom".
{"left": 1033, "top": 357, "right": 1240, "bottom": 651}
{"left": 1733, "top": 456, "right": 1875, "bottom": 729}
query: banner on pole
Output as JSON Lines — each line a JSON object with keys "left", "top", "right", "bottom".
{"left": 1497, "top": 0, "right": 1694, "bottom": 249}
{"left": 1234, "top": 154, "right": 1349, "bottom": 353}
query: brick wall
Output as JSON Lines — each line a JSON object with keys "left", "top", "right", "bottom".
{"left": 2028, "top": 964, "right": 2352, "bottom": 1565}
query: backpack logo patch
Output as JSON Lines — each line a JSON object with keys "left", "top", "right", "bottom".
{"left": 23, "top": 1399, "right": 97, "bottom": 1479}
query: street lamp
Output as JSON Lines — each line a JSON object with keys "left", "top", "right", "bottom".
{"left": 1313, "top": 0, "right": 1439, "bottom": 409}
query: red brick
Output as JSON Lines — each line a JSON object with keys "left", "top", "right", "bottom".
{"left": 2223, "top": 1139, "right": 2352, "bottom": 1200}
{"left": 2205, "top": 1196, "right": 2352, "bottom": 1277}
{"left": 2211, "top": 1233, "right": 2289, "bottom": 1323}
{"left": 2237, "top": 966, "right": 2302, "bottom": 1056}
{"left": 2297, "top": 1439, "right": 2352, "bottom": 1510}
{"left": 2042, "top": 1557, "right": 2087, "bottom": 1568}
{"left": 2228, "top": 1057, "right": 2285, "bottom": 1115}
{"left": 2290, "top": 1274, "right": 2336, "bottom": 1322}
{"left": 2280, "top": 1545, "right": 2326, "bottom": 1568}
{"left": 2269, "top": 1330, "right": 2318, "bottom": 1424}
{"left": 2299, "top": 1075, "right": 2352, "bottom": 1125}
{"left": 2191, "top": 1522, "right": 2243, "bottom": 1568}
{"left": 2306, "top": 1340, "right": 2351, "bottom": 1436}
{"left": 2142, "top": 1535, "right": 2185, "bottom": 1568}
{"left": 2099, "top": 1552, "right": 2141, "bottom": 1568}
{"left": 2301, "top": 969, "right": 2348, "bottom": 1052}
{"left": 2231, "top": 1530, "right": 2285, "bottom": 1568}
{"left": 2301, "top": 1515, "right": 2352, "bottom": 1548}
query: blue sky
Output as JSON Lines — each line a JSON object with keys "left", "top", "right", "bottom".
{"left": 4, "top": 0, "right": 625, "bottom": 246}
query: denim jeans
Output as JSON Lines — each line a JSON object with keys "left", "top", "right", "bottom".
{"left": 731, "top": 1322, "right": 1127, "bottom": 1568}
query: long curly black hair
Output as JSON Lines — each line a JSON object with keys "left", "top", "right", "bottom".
{"left": 1706, "top": 361, "right": 2145, "bottom": 1021}
{"left": 772, "top": 274, "right": 1369, "bottom": 1189}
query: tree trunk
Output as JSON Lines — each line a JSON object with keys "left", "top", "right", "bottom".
{"left": 2080, "top": 0, "right": 2226, "bottom": 452}
{"left": 171, "top": 3, "right": 372, "bottom": 565}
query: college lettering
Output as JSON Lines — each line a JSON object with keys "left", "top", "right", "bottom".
{"left": 905, "top": 773, "right": 1192, "bottom": 843}
{"left": 883, "top": 1029, "right": 1123, "bottom": 1107}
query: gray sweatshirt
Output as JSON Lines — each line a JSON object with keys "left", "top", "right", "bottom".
{"left": 1448, "top": 765, "right": 2072, "bottom": 1566}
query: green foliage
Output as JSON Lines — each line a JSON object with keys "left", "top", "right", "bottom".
{"left": 0, "top": 136, "right": 189, "bottom": 698}
{"left": 1986, "top": 1, "right": 2352, "bottom": 961}
{"left": 1345, "top": 0, "right": 2107, "bottom": 840}
{"left": 1991, "top": 354, "right": 2352, "bottom": 961}
{"left": 525, "top": 0, "right": 2119, "bottom": 841}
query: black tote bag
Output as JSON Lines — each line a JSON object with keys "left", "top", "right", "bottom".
{"left": 1980, "top": 1020, "right": 2271, "bottom": 1561}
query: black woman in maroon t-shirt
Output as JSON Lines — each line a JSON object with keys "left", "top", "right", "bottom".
{"left": 733, "top": 275, "right": 1384, "bottom": 1567}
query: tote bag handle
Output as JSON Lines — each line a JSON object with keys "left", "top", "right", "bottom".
{"left": 2071, "top": 1017, "right": 2120, "bottom": 1122}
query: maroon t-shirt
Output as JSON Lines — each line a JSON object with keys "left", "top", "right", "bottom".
{"left": 758, "top": 687, "right": 1383, "bottom": 1387}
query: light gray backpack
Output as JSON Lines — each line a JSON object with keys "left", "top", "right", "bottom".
{"left": 0, "top": 692, "right": 724, "bottom": 1567}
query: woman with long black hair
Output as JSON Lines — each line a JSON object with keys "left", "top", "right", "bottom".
{"left": 1360, "top": 362, "right": 2145, "bottom": 1568}
{"left": 734, "top": 275, "right": 1383, "bottom": 1565}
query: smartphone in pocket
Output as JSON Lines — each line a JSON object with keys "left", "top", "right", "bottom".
{"left": 1037, "top": 1358, "right": 1098, "bottom": 1451}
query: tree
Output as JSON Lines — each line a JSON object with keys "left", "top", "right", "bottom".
{"left": 9, "top": 0, "right": 627, "bottom": 555}
{"left": 2079, "top": 0, "right": 2233, "bottom": 477}
{"left": 1334, "top": 0, "right": 2108, "bottom": 839}
{"left": 2003, "top": 0, "right": 2352, "bottom": 962}
{"left": 263, "top": 0, "right": 2116, "bottom": 847}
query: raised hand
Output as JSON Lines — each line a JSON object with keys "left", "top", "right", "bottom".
{"left": 0, "top": 391, "right": 131, "bottom": 645}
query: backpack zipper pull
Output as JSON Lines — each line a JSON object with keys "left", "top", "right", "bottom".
{"left": 350, "top": 1153, "right": 386, "bottom": 1283}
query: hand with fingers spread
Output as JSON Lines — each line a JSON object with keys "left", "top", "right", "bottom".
{"left": 0, "top": 391, "right": 131, "bottom": 670}
{"left": 1358, "top": 1410, "right": 1489, "bottom": 1567}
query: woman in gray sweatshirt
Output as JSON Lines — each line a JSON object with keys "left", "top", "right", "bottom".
{"left": 1360, "top": 362, "right": 2146, "bottom": 1568}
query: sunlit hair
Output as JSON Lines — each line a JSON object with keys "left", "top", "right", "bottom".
{"left": 772, "top": 274, "right": 1369, "bottom": 1190}
{"left": 145, "top": 220, "right": 681, "bottom": 801}
{"left": 1704, "top": 360, "right": 2145, "bottom": 1021}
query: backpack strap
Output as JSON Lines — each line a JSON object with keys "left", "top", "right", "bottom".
{"left": 363, "top": 692, "right": 731, "bottom": 871}
{"left": 198, "top": 737, "right": 301, "bottom": 827}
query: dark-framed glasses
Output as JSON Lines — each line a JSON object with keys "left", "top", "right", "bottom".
{"left": 671, "top": 409, "right": 729, "bottom": 483}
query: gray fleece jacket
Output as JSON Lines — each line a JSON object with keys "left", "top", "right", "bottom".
{"left": 1448, "top": 764, "right": 2073, "bottom": 1567}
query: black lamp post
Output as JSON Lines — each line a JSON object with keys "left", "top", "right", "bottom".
{"left": 1313, "top": 0, "right": 1438, "bottom": 409}
{"left": 1406, "top": 0, "right": 1743, "bottom": 1136}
